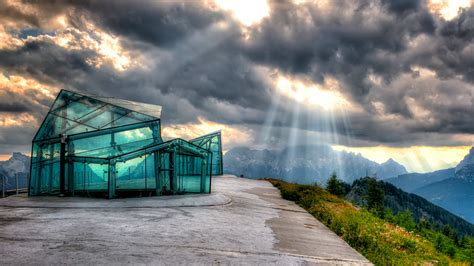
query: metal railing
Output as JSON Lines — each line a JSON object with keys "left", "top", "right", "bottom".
{"left": 1, "top": 173, "right": 29, "bottom": 198}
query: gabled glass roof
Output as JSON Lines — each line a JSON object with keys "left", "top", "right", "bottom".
{"left": 80, "top": 95, "right": 162, "bottom": 119}
{"left": 34, "top": 89, "right": 162, "bottom": 141}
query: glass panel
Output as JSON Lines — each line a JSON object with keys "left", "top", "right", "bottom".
{"left": 51, "top": 162, "right": 60, "bottom": 193}
{"left": 49, "top": 91, "right": 68, "bottom": 112}
{"left": 159, "top": 152, "right": 171, "bottom": 192}
{"left": 69, "top": 126, "right": 156, "bottom": 158}
{"left": 114, "top": 127, "right": 153, "bottom": 145}
{"left": 32, "top": 143, "right": 40, "bottom": 163}
{"left": 84, "top": 108, "right": 126, "bottom": 129}
{"left": 190, "top": 132, "right": 223, "bottom": 175}
{"left": 93, "top": 96, "right": 161, "bottom": 118}
{"left": 34, "top": 115, "right": 55, "bottom": 141}
{"left": 116, "top": 156, "right": 146, "bottom": 190}
{"left": 35, "top": 114, "right": 82, "bottom": 140}
{"left": 29, "top": 162, "right": 39, "bottom": 195}
{"left": 127, "top": 112, "right": 157, "bottom": 122}
{"left": 53, "top": 99, "right": 99, "bottom": 121}
{"left": 34, "top": 90, "right": 160, "bottom": 142}
{"left": 107, "top": 115, "right": 142, "bottom": 128}
{"left": 52, "top": 143, "right": 61, "bottom": 160}
{"left": 180, "top": 155, "right": 203, "bottom": 193}
{"left": 85, "top": 163, "right": 108, "bottom": 191}
{"left": 39, "top": 164, "right": 51, "bottom": 194}
{"left": 64, "top": 163, "right": 69, "bottom": 193}
{"left": 73, "top": 161, "right": 86, "bottom": 193}
{"left": 50, "top": 90, "right": 83, "bottom": 112}
{"left": 145, "top": 153, "right": 155, "bottom": 190}
{"left": 40, "top": 144, "right": 52, "bottom": 161}
{"left": 65, "top": 124, "right": 96, "bottom": 135}
{"left": 205, "top": 155, "right": 212, "bottom": 192}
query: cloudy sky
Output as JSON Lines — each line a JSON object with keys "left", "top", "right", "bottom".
{"left": 0, "top": 0, "right": 473, "bottom": 173}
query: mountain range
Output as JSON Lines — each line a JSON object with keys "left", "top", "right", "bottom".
{"left": 224, "top": 145, "right": 407, "bottom": 184}
{"left": 385, "top": 168, "right": 455, "bottom": 192}
{"left": 225, "top": 145, "right": 474, "bottom": 224}
{"left": 383, "top": 147, "right": 474, "bottom": 224}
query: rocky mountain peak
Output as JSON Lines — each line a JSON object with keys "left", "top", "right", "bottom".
{"left": 10, "top": 152, "right": 29, "bottom": 161}
{"left": 455, "top": 146, "right": 474, "bottom": 173}
{"left": 377, "top": 158, "right": 407, "bottom": 179}
{"left": 0, "top": 152, "right": 31, "bottom": 177}
{"left": 382, "top": 158, "right": 396, "bottom": 165}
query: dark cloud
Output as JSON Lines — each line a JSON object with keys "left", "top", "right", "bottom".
{"left": 381, "top": 0, "right": 421, "bottom": 14}
{"left": 240, "top": 0, "right": 437, "bottom": 101}
{"left": 0, "top": 41, "right": 94, "bottom": 85}
{"left": 434, "top": 8, "right": 474, "bottom": 82}
{"left": 0, "top": 89, "right": 34, "bottom": 113}
{"left": 0, "top": 0, "right": 473, "bottom": 156}
{"left": 0, "top": 36, "right": 269, "bottom": 127}
{"left": 70, "top": 0, "right": 223, "bottom": 48}
{"left": 233, "top": 0, "right": 473, "bottom": 146}
{"left": 0, "top": 123, "right": 37, "bottom": 155}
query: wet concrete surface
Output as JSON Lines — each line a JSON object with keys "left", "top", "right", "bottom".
{"left": 0, "top": 175, "right": 371, "bottom": 265}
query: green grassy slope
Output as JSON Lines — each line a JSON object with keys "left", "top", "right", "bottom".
{"left": 268, "top": 179, "right": 474, "bottom": 265}
{"left": 347, "top": 177, "right": 474, "bottom": 236}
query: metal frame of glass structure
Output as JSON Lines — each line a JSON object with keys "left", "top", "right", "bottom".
{"left": 29, "top": 89, "right": 223, "bottom": 199}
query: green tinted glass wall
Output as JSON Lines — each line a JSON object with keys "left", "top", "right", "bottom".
{"left": 29, "top": 89, "right": 218, "bottom": 199}
{"left": 190, "top": 131, "right": 223, "bottom": 175}
{"left": 30, "top": 141, "right": 62, "bottom": 195}
{"left": 30, "top": 121, "right": 161, "bottom": 196}
{"left": 108, "top": 138, "right": 212, "bottom": 198}
{"left": 33, "top": 90, "right": 160, "bottom": 142}
{"left": 68, "top": 123, "right": 159, "bottom": 158}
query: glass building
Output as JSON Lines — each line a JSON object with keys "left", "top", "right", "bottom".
{"left": 29, "top": 90, "right": 223, "bottom": 199}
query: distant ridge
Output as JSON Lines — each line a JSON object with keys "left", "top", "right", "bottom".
{"left": 224, "top": 145, "right": 407, "bottom": 184}
{"left": 385, "top": 168, "right": 455, "bottom": 192}
{"left": 386, "top": 147, "right": 474, "bottom": 223}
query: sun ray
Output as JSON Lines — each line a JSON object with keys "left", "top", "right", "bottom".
{"left": 213, "top": 0, "right": 269, "bottom": 26}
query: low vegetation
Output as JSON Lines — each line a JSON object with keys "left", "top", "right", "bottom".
{"left": 349, "top": 177, "right": 474, "bottom": 237}
{"left": 268, "top": 177, "right": 474, "bottom": 265}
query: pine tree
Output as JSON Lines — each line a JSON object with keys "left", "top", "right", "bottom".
{"left": 366, "top": 177, "right": 385, "bottom": 217}
{"left": 418, "top": 216, "right": 431, "bottom": 231}
{"left": 326, "top": 172, "right": 344, "bottom": 197}
{"left": 395, "top": 209, "right": 416, "bottom": 231}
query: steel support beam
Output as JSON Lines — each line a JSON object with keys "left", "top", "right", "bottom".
{"left": 108, "top": 162, "right": 116, "bottom": 199}
{"left": 59, "top": 140, "right": 66, "bottom": 195}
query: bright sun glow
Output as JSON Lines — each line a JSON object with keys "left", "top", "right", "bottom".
{"left": 214, "top": 0, "right": 269, "bottom": 26}
{"left": 276, "top": 76, "right": 350, "bottom": 111}
{"left": 428, "top": 0, "right": 472, "bottom": 20}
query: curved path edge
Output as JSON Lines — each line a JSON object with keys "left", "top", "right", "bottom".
{"left": 0, "top": 192, "right": 232, "bottom": 209}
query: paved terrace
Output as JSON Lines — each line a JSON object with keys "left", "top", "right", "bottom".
{"left": 0, "top": 175, "right": 370, "bottom": 265}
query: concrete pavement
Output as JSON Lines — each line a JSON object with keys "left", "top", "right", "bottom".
{"left": 0, "top": 175, "right": 370, "bottom": 265}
